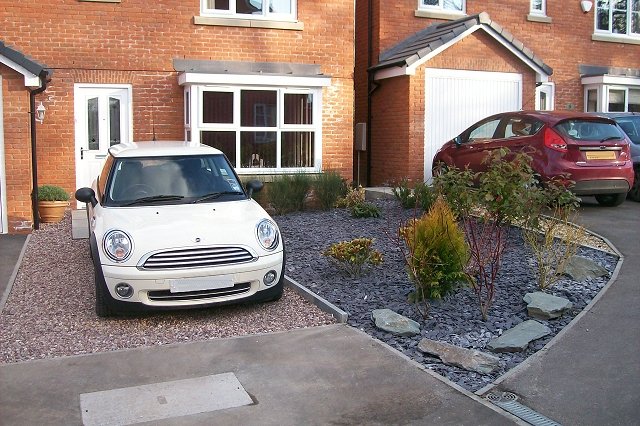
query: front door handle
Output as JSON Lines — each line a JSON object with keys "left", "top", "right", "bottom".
{"left": 80, "top": 147, "right": 89, "bottom": 160}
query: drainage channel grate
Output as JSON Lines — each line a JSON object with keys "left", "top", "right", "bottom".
{"left": 486, "top": 392, "right": 562, "bottom": 426}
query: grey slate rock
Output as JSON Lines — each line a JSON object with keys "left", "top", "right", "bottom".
{"left": 523, "top": 292, "right": 573, "bottom": 320}
{"left": 564, "top": 255, "right": 609, "bottom": 281}
{"left": 418, "top": 338, "right": 500, "bottom": 374}
{"left": 487, "top": 320, "right": 551, "bottom": 353}
{"left": 371, "top": 309, "right": 420, "bottom": 336}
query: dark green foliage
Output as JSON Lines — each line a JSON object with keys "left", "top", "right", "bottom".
{"left": 350, "top": 202, "right": 381, "bottom": 218}
{"left": 38, "top": 185, "right": 70, "bottom": 202}
{"left": 268, "top": 173, "right": 313, "bottom": 214}
{"left": 313, "top": 170, "right": 347, "bottom": 210}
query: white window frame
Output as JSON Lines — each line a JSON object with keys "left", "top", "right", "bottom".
{"left": 583, "top": 81, "right": 640, "bottom": 113}
{"left": 530, "top": 0, "right": 546, "bottom": 16}
{"left": 200, "top": 0, "right": 297, "bottom": 22}
{"left": 594, "top": 0, "right": 640, "bottom": 39}
{"left": 191, "top": 85, "right": 322, "bottom": 174}
{"left": 417, "top": 0, "right": 465, "bottom": 13}
{"left": 535, "top": 82, "right": 554, "bottom": 111}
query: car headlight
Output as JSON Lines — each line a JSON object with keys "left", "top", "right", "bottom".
{"left": 103, "top": 230, "right": 133, "bottom": 262}
{"left": 256, "top": 219, "right": 279, "bottom": 251}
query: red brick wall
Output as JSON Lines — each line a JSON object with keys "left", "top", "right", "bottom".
{"left": 2, "top": 0, "right": 354, "bottom": 232}
{"left": 1, "top": 65, "right": 33, "bottom": 232}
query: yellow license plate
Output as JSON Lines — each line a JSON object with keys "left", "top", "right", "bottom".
{"left": 585, "top": 151, "right": 616, "bottom": 160}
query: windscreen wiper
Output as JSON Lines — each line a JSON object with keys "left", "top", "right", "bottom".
{"left": 193, "top": 191, "right": 244, "bottom": 203}
{"left": 600, "top": 135, "right": 622, "bottom": 143}
{"left": 123, "top": 195, "right": 184, "bottom": 206}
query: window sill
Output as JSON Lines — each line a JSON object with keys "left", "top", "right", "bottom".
{"left": 194, "top": 16, "right": 304, "bottom": 31}
{"left": 527, "top": 14, "right": 552, "bottom": 23}
{"left": 414, "top": 9, "right": 466, "bottom": 20}
{"left": 592, "top": 33, "right": 640, "bottom": 45}
{"left": 77, "top": 0, "right": 121, "bottom": 3}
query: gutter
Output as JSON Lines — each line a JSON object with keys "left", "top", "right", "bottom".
{"left": 29, "top": 69, "right": 49, "bottom": 230}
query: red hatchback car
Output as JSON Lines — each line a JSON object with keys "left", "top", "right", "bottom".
{"left": 432, "top": 111, "right": 635, "bottom": 207}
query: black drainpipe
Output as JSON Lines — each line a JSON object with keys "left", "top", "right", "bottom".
{"left": 29, "top": 70, "right": 49, "bottom": 230}
{"left": 366, "top": 0, "right": 373, "bottom": 187}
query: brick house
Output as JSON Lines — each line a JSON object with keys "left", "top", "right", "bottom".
{"left": 0, "top": 0, "right": 354, "bottom": 233}
{"left": 355, "top": 0, "right": 640, "bottom": 185}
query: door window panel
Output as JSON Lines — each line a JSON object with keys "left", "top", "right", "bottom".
{"left": 109, "top": 97, "right": 121, "bottom": 146}
{"left": 468, "top": 118, "right": 501, "bottom": 141}
{"left": 87, "top": 97, "right": 99, "bottom": 150}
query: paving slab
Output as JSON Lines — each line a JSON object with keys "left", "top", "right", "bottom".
{"left": 0, "top": 324, "right": 517, "bottom": 425}
{"left": 0, "top": 234, "right": 27, "bottom": 312}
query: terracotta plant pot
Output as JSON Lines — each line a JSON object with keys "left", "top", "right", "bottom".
{"left": 38, "top": 201, "right": 69, "bottom": 223}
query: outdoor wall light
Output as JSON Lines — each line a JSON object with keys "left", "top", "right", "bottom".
{"left": 581, "top": 0, "right": 593, "bottom": 13}
{"left": 35, "top": 101, "right": 46, "bottom": 123}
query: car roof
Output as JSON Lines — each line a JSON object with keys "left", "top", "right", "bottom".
{"left": 593, "top": 112, "right": 640, "bottom": 119}
{"left": 108, "top": 141, "right": 224, "bottom": 158}
{"left": 490, "top": 110, "right": 618, "bottom": 126}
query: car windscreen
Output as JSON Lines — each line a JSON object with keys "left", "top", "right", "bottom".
{"left": 614, "top": 117, "right": 640, "bottom": 144}
{"left": 105, "top": 154, "right": 246, "bottom": 206}
{"left": 554, "top": 119, "right": 624, "bottom": 142}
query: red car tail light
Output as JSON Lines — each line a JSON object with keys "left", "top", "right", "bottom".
{"left": 543, "top": 127, "right": 568, "bottom": 152}
{"left": 620, "top": 144, "right": 630, "bottom": 161}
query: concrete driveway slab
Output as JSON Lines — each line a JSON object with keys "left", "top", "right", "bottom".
{"left": 0, "top": 325, "right": 517, "bottom": 425}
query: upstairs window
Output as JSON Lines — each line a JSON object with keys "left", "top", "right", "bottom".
{"left": 530, "top": 0, "right": 546, "bottom": 16}
{"left": 419, "top": 0, "right": 464, "bottom": 13}
{"left": 596, "top": 0, "right": 640, "bottom": 37}
{"left": 201, "top": 0, "right": 296, "bottom": 21}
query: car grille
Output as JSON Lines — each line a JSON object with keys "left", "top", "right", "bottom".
{"left": 140, "top": 246, "right": 255, "bottom": 270}
{"left": 147, "top": 282, "right": 252, "bottom": 301}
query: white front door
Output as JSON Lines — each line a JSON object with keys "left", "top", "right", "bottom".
{"left": 424, "top": 69, "right": 522, "bottom": 181}
{"left": 74, "top": 85, "right": 132, "bottom": 204}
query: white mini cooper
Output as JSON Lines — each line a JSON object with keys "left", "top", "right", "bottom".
{"left": 75, "top": 141, "right": 284, "bottom": 317}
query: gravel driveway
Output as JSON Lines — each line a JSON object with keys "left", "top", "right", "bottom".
{"left": 0, "top": 214, "right": 334, "bottom": 364}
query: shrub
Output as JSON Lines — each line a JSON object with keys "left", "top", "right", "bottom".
{"left": 392, "top": 178, "right": 417, "bottom": 209}
{"left": 322, "top": 237, "right": 383, "bottom": 278}
{"left": 350, "top": 202, "right": 381, "bottom": 218}
{"left": 268, "top": 173, "right": 313, "bottom": 214}
{"left": 336, "top": 185, "right": 365, "bottom": 209}
{"left": 414, "top": 181, "right": 437, "bottom": 211}
{"left": 313, "top": 170, "right": 347, "bottom": 210}
{"left": 38, "top": 185, "right": 70, "bottom": 202}
{"left": 399, "top": 196, "right": 470, "bottom": 318}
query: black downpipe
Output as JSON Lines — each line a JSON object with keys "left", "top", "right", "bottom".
{"left": 366, "top": 0, "right": 373, "bottom": 187}
{"left": 29, "top": 70, "right": 49, "bottom": 230}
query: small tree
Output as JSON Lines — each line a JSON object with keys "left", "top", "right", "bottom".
{"left": 399, "top": 196, "right": 470, "bottom": 318}
{"left": 322, "top": 238, "right": 383, "bottom": 278}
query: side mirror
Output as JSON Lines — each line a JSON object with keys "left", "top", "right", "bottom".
{"left": 245, "top": 180, "right": 264, "bottom": 199}
{"left": 75, "top": 187, "right": 98, "bottom": 207}
{"left": 454, "top": 135, "right": 463, "bottom": 146}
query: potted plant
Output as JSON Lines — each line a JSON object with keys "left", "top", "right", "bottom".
{"left": 37, "top": 184, "right": 70, "bottom": 223}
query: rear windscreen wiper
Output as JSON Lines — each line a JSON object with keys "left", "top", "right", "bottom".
{"left": 123, "top": 195, "right": 184, "bottom": 206}
{"left": 600, "top": 136, "right": 622, "bottom": 143}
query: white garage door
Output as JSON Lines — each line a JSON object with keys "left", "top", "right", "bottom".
{"left": 424, "top": 68, "right": 522, "bottom": 181}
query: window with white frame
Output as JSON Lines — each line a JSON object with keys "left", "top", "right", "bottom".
{"left": 530, "top": 0, "right": 546, "bottom": 15}
{"left": 583, "top": 85, "right": 640, "bottom": 112}
{"left": 188, "top": 86, "right": 320, "bottom": 172}
{"left": 200, "top": 0, "right": 296, "bottom": 21}
{"left": 418, "top": 0, "right": 465, "bottom": 13}
{"left": 596, "top": 0, "right": 640, "bottom": 37}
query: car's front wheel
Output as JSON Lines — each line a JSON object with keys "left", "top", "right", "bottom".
{"left": 595, "top": 193, "right": 626, "bottom": 207}
{"left": 628, "top": 167, "right": 640, "bottom": 202}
